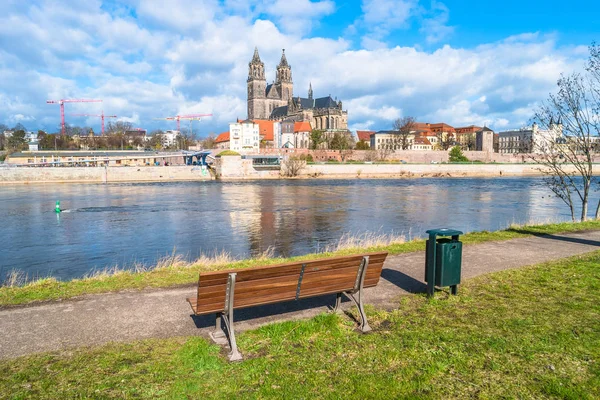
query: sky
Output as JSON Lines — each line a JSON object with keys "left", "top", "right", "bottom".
{"left": 0, "top": 0, "right": 599, "bottom": 137}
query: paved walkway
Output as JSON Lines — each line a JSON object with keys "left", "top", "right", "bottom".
{"left": 1, "top": 231, "right": 599, "bottom": 360}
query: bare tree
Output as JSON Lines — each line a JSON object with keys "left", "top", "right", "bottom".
{"left": 281, "top": 156, "right": 306, "bottom": 177}
{"left": 201, "top": 133, "right": 217, "bottom": 149}
{"left": 392, "top": 117, "right": 415, "bottom": 150}
{"left": 436, "top": 131, "right": 454, "bottom": 150}
{"left": 531, "top": 43, "right": 600, "bottom": 221}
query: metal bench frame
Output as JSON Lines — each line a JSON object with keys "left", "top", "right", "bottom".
{"left": 208, "top": 256, "right": 371, "bottom": 362}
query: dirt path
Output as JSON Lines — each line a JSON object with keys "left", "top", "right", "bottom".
{"left": 1, "top": 230, "right": 599, "bottom": 360}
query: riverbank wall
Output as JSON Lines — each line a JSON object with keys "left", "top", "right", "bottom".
{"left": 0, "top": 165, "right": 213, "bottom": 184}
{"left": 214, "top": 156, "right": 587, "bottom": 180}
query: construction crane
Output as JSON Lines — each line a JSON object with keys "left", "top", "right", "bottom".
{"left": 154, "top": 114, "right": 212, "bottom": 132}
{"left": 47, "top": 99, "right": 102, "bottom": 135}
{"left": 70, "top": 112, "right": 117, "bottom": 135}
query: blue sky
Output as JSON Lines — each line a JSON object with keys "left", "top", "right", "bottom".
{"left": 0, "top": 0, "right": 598, "bottom": 136}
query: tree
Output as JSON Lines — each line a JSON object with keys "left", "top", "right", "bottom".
{"left": 281, "top": 156, "right": 306, "bottom": 177}
{"left": 437, "top": 131, "right": 454, "bottom": 150}
{"left": 355, "top": 140, "right": 370, "bottom": 150}
{"left": 392, "top": 116, "right": 416, "bottom": 150}
{"left": 148, "top": 131, "right": 164, "bottom": 150}
{"left": 449, "top": 146, "right": 468, "bottom": 162}
{"left": 460, "top": 133, "right": 476, "bottom": 150}
{"left": 201, "top": 133, "right": 217, "bottom": 149}
{"left": 310, "top": 129, "right": 325, "bottom": 150}
{"left": 330, "top": 132, "right": 354, "bottom": 161}
{"left": 530, "top": 43, "right": 600, "bottom": 221}
{"left": 106, "top": 121, "right": 133, "bottom": 136}
{"left": 7, "top": 130, "right": 27, "bottom": 150}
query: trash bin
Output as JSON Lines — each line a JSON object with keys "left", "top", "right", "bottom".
{"left": 425, "top": 228, "right": 463, "bottom": 296}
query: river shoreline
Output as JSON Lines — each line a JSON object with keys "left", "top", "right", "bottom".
{"left": 0, "top": 163, "right": 576, "bottom": 184}
{"left": 1, "top": 220, "right": 599, "bottom": 307}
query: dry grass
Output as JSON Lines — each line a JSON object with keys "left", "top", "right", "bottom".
{"left": 324, "top": 231, "right": 406, "bottom": 253}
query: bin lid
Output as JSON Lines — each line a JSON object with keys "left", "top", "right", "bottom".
{"left": 426, "top": 228, "right": 463, "bottom": 236}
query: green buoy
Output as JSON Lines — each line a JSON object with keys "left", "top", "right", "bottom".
{"left": 55, "top": 200, "right": 61, "bottom": 213}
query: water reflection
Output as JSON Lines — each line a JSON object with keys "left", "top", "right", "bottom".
{"left": 0, "top": 177, "right": 597, "bottom": 281}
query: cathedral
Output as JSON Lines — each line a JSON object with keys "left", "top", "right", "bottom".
{"left": 247, "top": 48, "right": 348, "bottom": 132}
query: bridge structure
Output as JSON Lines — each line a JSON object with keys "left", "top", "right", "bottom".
{"left": 181, "top": 150, "right": 213, "bottom": 166}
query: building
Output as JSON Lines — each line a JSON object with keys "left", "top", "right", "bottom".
{"left": 252, "top": 119, "right": 281, "bottom": 148}
{"left": 215, "top": 132, "right": 230, "bottom": 149}
{"left": 356, "top": 130, "right": 374, "bottom": 147}
{"left": 498, "top": 121, "right": 562, "bottom": 154}
{"left": 455, "top": 125, "right": 482, "bottom": 150}
{"left": 281, "top": 120, "right": 311, "bottom": 148}
{"left": 412, "top": 137, "right": 433, "bottom": 150}
{"left": 162, "top": 130, "right": 180, "bottom": 148}
{"left": 247, "top": 48, "right": 349, "bottom": 140}
{"left": 229, "top": 119, "right": 260, "bottom": 153}
{"left": 476, "top": 126, "right": 494, "bottom": 152}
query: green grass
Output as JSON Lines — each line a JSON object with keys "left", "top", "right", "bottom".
{"left": 1, "top": 220, "right": 600, "bottom": 307}
{"left": 216, "top": 150, "right": 240, "bottom": 156}
{"left": 1, "top": 251, "right": 599, "bottom": 399}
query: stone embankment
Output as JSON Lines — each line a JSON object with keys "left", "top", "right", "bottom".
{"left": 0, "top": 165, "right": 213, "bottom": 184}
{"left": 213, "top": 156, "right": 583, "bottom": 180}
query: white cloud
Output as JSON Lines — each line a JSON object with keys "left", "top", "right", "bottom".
{"left": 0, "top": 1, "right": 591, "bottom": 136}
{"left": 420, "top": 1, "right": 454, "bottom": 44}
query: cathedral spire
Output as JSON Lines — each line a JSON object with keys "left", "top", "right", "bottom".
{"left": 251, "top": 46, "right": 262, "bottom": 63}
{"left": 278, "top": 49, "right": 289, "bottom": 67}
{"left": 248, "top": 46, "right": 265, "bottom": 82}
{"left": 308, "top": 82, "right": 313, "bottom": 100}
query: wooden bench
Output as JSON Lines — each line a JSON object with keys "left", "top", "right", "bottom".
{"left": 187, "top": 251, "right": 388, "bottom": 361}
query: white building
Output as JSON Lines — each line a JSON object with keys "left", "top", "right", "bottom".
{"left": 229, "top": 119, "right": 260, "bottom": 153}
{"left": 162, "top": 130, "right": 180, "bottom": 148}
{"left": 498, "top": 121, "right": 563, "bottom": 154}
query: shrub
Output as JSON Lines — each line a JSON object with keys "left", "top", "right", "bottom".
{"left": 449, "top": 146, "right": 469, "bottom": 162}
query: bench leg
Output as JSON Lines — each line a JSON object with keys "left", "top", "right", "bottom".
{"left": 209, "top": 313, "right": 228, "bottom": 345}
{"left": 332, "top": 292, "right": 342, "bottom": 313}
{"left": 223, "top": 272, "right": 242, "bottom": 362}
{"left": 345, "top": 256, "right": 372, "bottom": 333}
{"left": 222, "top": 312, "right": 243, "bottom": 362}
{"left": 345, "top": 290, "right": 372, "bottom": 333}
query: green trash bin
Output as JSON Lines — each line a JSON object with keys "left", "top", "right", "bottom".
{"left": 425, "top": 228, "right": 463, "bottom": 297}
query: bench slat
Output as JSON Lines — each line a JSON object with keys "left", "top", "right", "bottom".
{"left": 189, "top": 252, "right": 388, "bottom": 316}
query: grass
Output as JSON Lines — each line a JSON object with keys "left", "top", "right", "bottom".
{"left": 1, "top": 219, "right": 600, "bottom": 307}
{"left": 1, "top": 251, "right": 599, "bottom": 399}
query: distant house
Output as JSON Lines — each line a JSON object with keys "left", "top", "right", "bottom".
{"left": 356, "top": 130, "right": 374, "bottom": 147}
{"left": 412, "top": 137, "right": 433, "bottom": 150}
{"left": 215, "top": 132, "right": 230, "bottom": 149}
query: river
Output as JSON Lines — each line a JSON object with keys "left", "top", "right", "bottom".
{"left": 1, "top": 178, "right": 597, "bottom": 281}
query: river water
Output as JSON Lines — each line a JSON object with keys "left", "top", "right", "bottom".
{"left": 1, "top": 178, "right": 598, "bottom": 281}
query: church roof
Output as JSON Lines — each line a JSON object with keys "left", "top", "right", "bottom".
{"left": 215, "top": 132, "right": 230, "bottom": 143}
{"left": 294, "top": 121, "right": 312, "bottom": 133}
{"left": 356, "top": 130, "right": 375, "bottom": 141}
{"left": 314, "top": 95, "right": 338, "bottom": 109}
{"left": 271, "top": 105, "right": 289, "bottom": 118}
{"left": 265, "top": 84, "right": 280, "bottom": 98}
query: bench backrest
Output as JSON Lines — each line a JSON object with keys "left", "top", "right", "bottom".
{"left": 193, "top": 251, "right": 388, "bottom": 315}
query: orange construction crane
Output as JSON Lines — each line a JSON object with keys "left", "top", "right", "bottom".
{"left": 71, "top": 112, "right": 117, "bottom": 135}
{"left": 46, "top": 99, "right": 102, "bottom": 135}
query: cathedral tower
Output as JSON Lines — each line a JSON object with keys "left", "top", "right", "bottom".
{"left": 247, "top": 47, "right": 267, "bottom": 120}
{"left": 275, "top": 49, "right": 293, "bottom": 103}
